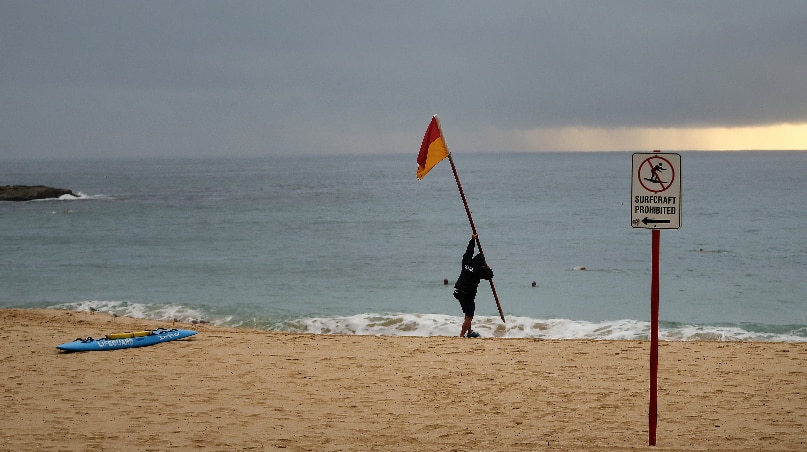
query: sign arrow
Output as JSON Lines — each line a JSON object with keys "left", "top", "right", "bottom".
{"left": 642, "top": 217, "right": 671, "bottom": 225}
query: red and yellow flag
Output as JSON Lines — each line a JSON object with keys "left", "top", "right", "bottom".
{"left": 417, "top": 115, "right": 449, "bottom": 180}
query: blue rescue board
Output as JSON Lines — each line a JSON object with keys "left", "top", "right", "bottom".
{"left": 56, "top": 328, "right": 197, "bottom": 352}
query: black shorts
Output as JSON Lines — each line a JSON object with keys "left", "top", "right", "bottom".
{"left": 453, "top": 289, "right": 475, "bottom": 317}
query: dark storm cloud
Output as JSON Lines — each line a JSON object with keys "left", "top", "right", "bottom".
{"left": 1, "top": 1, "right": 806, "bottom": 158}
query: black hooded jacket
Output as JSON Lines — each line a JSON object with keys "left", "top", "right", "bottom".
{"left": 454, "top": 238, "right": 494, "bottom": 298}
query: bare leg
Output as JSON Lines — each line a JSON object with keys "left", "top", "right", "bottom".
{"left": 460, "top": 315, "right": 473, "bottom": 337}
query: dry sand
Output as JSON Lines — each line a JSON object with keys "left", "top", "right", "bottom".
{"left": 1, "top": 308, "right": 804, "bottom": 451}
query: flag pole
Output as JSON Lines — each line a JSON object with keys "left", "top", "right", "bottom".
{"left": 435, "top": 116, "right": 506, "bottom": 323}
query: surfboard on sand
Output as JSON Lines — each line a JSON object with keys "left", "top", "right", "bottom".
{"left": 56, "top": 328, "right": 197, "bottom": 352}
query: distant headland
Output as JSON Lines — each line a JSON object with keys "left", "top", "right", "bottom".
{"left": 0, "top": 185, "right": 76, "bottom": 202}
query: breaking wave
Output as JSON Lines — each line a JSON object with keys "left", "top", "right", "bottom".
{"left": 49, "top": 301, "right": 807, "bottom": 342}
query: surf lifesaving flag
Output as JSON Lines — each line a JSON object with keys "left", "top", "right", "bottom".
{"left": 417, "top": 115, "right": 449, "bottom": 180}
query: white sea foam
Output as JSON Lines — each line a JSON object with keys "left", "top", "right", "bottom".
{"left": 292, "top": 314, "right": 650, "bottom": 339}
{"left": 48, "top": 302, "right": 806, "bottom": 342}
{"left": 284, "top": 313, "right": 807, "bottom": 342}
{"left": 51, "top": 300, "right": 229, "bottom": 326}
{"left": 662, "top": 324, "right": 807, "bottom": 342}
{"left": 58, "top": 191, "right": 115, "bottom": 200}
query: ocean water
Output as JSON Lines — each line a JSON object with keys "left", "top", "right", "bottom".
{"left": 2, "top": 152, "right": 806, "bottom": 341}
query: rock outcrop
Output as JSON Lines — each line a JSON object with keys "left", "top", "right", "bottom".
{"left": 0, "top": 185, "right": 76, "bottom": 202}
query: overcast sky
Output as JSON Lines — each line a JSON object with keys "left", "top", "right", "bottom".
{"left": 2, "top": 1, "right": 806, "bottom": 159}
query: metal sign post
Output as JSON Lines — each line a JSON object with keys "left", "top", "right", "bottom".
{"left": 631, "top": 150, "right": 681, "bottom": 446}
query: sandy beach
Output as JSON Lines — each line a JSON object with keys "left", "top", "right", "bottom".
{"left": 1, "top": 309, "right": 804, "bottom": 451}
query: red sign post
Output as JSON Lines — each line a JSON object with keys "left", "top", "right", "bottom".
{"left": 631, "top": 150, "right": 681, "bottom": 446}
{"left": 650, "top": 228, "right": 660, "bottom": 445}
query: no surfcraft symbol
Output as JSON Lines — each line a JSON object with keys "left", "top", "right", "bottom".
{"left": 631, "top": 153, "right": 681, "bottom": 229}
{"left": 637, "top": 155, "right": 675, "bottom": 193}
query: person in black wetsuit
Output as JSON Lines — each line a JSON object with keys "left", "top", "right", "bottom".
{"left": 453, "top": 234, "right": 493, "bottom": 338}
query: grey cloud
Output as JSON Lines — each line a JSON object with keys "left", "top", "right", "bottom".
{"left": 1, "top": 1, "right": 806, "bottom": 158}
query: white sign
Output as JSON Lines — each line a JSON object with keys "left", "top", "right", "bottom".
{"left": 631, "top": 152, "right": 681, "bottom": 229}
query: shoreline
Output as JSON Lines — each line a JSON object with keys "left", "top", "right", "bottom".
{"left": 2, "top": 308, "right": 805, "bottom": 451}
{"left": 27, "top": 303, "right": 807, "bottom": 341}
